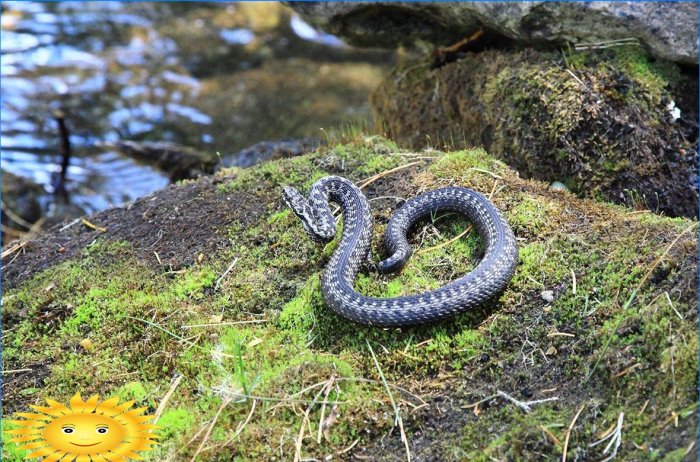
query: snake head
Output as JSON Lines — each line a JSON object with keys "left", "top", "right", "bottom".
{"left": 282, "top": 186, "right": 335, "bottom": 243}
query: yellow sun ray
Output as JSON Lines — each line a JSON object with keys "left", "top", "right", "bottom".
{"left": 26, "top": 447, "right": 63, "bottom": 459}
{"left": 5, "top": 427, "right": 43, "bottom": 436}
{"left": 16, "top": 412, "right": 54, "bottom": 421}
{"left": 44, "top": 399, "right": 71, "bottom": 415}
{"left": 10, "top": 434, "right": 45, "bottom": 443}
{"left": 95, "top": 397, "right": 121, "bottom": 415}
{"left": 15, "top": 440, "right": 49, "bottom": 450}
{"left": 6, "top": 418, "right": 47, "bottom": 428}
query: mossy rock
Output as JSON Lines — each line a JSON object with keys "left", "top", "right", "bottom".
{"left": 2, "top": 138, "right": 697, "bottom": 460}
{"left": 372, "top": 46, "right": 698, "bottom": 218}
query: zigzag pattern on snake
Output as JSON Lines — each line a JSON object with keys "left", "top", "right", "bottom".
{"left": 283, "top": 175, "right": 518, "bottom": 326}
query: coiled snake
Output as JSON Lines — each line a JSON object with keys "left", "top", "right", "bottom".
{"left": 283, "top": 176, "right": 518, "bottom": 326}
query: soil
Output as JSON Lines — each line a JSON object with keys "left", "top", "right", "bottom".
{"left": 2, "top": 173, "right": 264, "bottom": 290}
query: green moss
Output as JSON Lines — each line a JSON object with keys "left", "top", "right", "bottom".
{"left": 118, "top": 382, "right": 148, "bottom": 402}
{"left": 373, "top": 47, "right": 696, "bottom": 218}
{"left": 155, "top": 408, "right": 196, "bottom": 439}
{"left": 3, "top": 140, "right": 697, "bottom": 460}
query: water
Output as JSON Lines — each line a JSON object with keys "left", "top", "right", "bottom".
{"left": 1, "top": 2, "right": 391, "bottom": 217}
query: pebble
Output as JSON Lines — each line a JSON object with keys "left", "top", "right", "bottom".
{"left": 541, "top": 290, "right": 555, "bottom": 303}
{"left": 550, "top": 181, "right": 569, "bottom": 192}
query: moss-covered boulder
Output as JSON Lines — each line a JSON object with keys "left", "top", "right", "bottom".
{"left": 372, "top": 46, "right": 698, "bottom": 218}
{"left": 2, "top": 138, "right": 697, "bottom": 461}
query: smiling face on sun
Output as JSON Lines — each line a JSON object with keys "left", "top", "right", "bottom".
{"left": 43, "top": 413, "right": 126, "bottom": 455}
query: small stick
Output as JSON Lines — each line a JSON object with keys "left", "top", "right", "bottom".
{"left": 317, "top": 375, "right": 336, "bottom": 443}
{"left": 468, "top": 167, "right": 502, "bottom": 179}
{"left": 664, "top": 292, "right": 683, "bottom": 320}
{"left": 219, "top": 399, "right": 257, "bottom": 449}
{"left": 562, "top": 404, "right": 586, "bottom": 462}
{"left": 570, "top": 269, "right": 577, "bottom": 295}
{"left": 181, "top": 320, "right": 266, "bottom": 329}
{"left": 590, "top": 413, "right": 624, "bottom": 462}
{"left": 496, "top": 390, "right": 559, "bottom": 413}
{"left": 540, "top": 425, "right": 562, "bottom": 447}
{"left": 1, "top": 241, "right": 27, "bottom": 262}
{"left": 1, "top": 368, "right": 33, "bottom": 374}
{"left": 293, "top": 379, "right": 331, "bottom": 462}
{"left": 214, "top": 257, "right": 238, "bottom": 291}
{"left": 637, "top": 399, "right": 650, "bottom": 416}
{"left": 153, "top": 375, "right": 183, "bottom": 424}
{"left": 81, "top": 219, "right": 107, "bottom": 232}
{"left": 59, "top": 217, "right": 81, "bottom": 232}
{"left": 368, "top": 341, "right": 411, "bottom": 461}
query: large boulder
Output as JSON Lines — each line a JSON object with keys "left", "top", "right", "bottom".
{"left": 2, "top": 138, "right": 697, "bottom": 460}
{"left": 291, "top": 2, "right": 699, "bottom": 64}
{"left": 372, "top": 46, "right": 698, "bottom": 218}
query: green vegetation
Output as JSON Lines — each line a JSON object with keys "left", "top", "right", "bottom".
{"left": 372, "top": 45, "right": 696, "bottom": 218}
{"left": 2, "top": 139, "right": 697, "bottom": 460}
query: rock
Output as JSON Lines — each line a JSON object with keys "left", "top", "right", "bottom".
{"left": 290, "top": 2, "right": 698, "bottom": 64}
{"left": 550, "top": 181, "right": 570, "bottom": 192}
{"left": 219, "top": 138, "right": 322, "bottom": 169}
{"left": 99, "top": 141, "right": 219, "bottom": 181}
{"left": 103, "top": 138, "right": 322, "bottom": 181}
{"left": 371, "top": 47, "right": 698, "bottom": 218}
{"left": 2, "top": 139, "right": 697, "bottom": 459}
{"left": 1, "top": 170, "right": 43, "bottom": 235}
{"left": 541, "top": 290, "right": 555, "bottom": 303}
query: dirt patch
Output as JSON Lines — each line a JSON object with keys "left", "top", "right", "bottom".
{"left": 2, "top": 173, "right": 264, "bottom": 290}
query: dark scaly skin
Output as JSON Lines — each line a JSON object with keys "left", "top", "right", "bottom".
{"left": 283, "top": 176, "right": 518, "bottom": 326}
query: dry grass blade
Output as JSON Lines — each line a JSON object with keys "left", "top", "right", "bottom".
{"left": 190, "top": 397, "right": 232, "bottom": 462}
{"left": 294, "top": 376, "right": 334, "bottom": 462}
{"left": 153, "top": 374, "right": 183, "bottom": 424}
{"left": 1, "top": 241, "right": 26, "bottom": 259}
{"left": 562, "top": 404, "right": 586, "bottom": 462}
{"left": 417, "top": 224, "right": 472, "bottom": 255}
{"left": 367, "top": 340, "right": 411, "bottom": 462}
{"left": 358, "top": 162, "right": 422, "bottom": 190}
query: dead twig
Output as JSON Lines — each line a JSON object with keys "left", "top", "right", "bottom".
{"left": 294, "top": 376, "right": 334, "bottom": 462}
{"left": 368, "top": 340, "right": 411, "bottom": 462}
{"left": 181, "top": 320, "right": 267, "bottom": 329}
{"left": 497, "top": 390, "right": 559, "bottom": 413}
{"left": 214, "top": 257, "right": 238, "bottom": 291}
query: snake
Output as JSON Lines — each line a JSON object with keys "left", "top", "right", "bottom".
{"left": 282, "top": 175, "right": 518, "bottom": 326}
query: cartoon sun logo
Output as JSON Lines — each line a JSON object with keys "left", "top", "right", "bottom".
{"left": 5, "top": 393, "right": 159, "bottom": 461}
